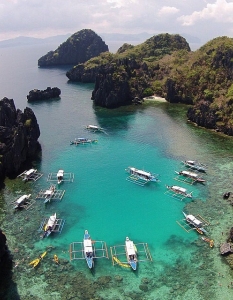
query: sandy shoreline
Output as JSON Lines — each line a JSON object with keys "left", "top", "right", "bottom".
{"left": 143, "top": 95, "right": 167, "bottom": 102}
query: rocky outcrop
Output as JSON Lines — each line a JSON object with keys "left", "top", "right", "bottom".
{"left": 0, "top": 229, "right": 7, "bottom": 263}
{"left": 38, "top": 29, "right": 109, "bottom": 67}
{"left": 66, "top": 64, "right": 97, "bottom": 83}
{"left": 91, "top": 58, "right": 149, "bottom": 108}
{"left": 0, "top": 97, "right": 41, "bottom": 179}
{"left": 66, "top": 33, "right": 191, "bottom": 108}
{"left": 187, "top": 101, "right": 218, "bottom": 129}
{"left": 187, "top": 100, "right": 233, "bottom": 136}
{"left": 0, "top": 230, "right": 19, "bottom": 300}
{"left": 27, "top": 87, "right": 61, "bottom": 102}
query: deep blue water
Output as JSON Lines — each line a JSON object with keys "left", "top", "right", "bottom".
{"left": 1, "top": 44, "right": 233, "bottom": 300}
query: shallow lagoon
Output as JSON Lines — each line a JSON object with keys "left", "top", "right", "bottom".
{"left": 0, "top": 45, "right": 233, "bottom": 299}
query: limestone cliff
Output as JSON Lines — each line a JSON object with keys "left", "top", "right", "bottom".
{"left": 38, "top": 29, "right": 109, "bottom": 67}
{"left": 0, "top": 97, "right": 41, "bottom": 179}
{"left": 66, "top": 33, "right": 190, "bottom": 108}
{"left": 27, "top": 87, "right": 61, "bottom": 102}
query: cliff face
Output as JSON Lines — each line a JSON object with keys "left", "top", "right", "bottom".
{"left": 0, "top": 229, "right": 7, "bottom": 263}
{"left": 187, "top": 100, "right": 233, "bottom": 136}
{"left": 0, "top": 97, "right": 41, "bottom": 178}
{"left": 38, "top": 29, "right": 109, "bottom": 67}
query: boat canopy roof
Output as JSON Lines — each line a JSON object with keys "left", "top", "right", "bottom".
{"left": 173, "top": 186, "right": 187, "bottom": 193}
{"left": 186, "top": 160, "right": 195, "bottom": 164}
{"left": 47, "top": 213, "right": 56, "bottom": 227}
{"left": 88, "top": 125, "right": 98, "bottom": 129}
{"left": 84, "top": 239, "right": 93, "bottom": 252}
{"left": 182, "top": 170, "right": 198, "bottom": 178}
{"left": 25, "top": 169, "right": 35, "bottom": 176}
{"left": 125, "top": 239, "right": 136, "bottom": 255}
{"left": 57, "top": 170, "right": 64, "bottom": 176}
{"left": 187, "top": 214, "right": 202, "bottom": 226}
{"left": 16, "top": 194, "right": 28, "bottom": 204}
{"left": 44, "top": 190, "right": 53, "bottom": 195}
{"left": 130, "top": 167, "right": 151, "bottom": 177}
{"left": 77, "top": 138, "right": 88, "bottom": 141}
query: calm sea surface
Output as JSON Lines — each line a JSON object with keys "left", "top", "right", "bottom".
{"left": 1, "top": 44, "right": 233, "bottom": 300}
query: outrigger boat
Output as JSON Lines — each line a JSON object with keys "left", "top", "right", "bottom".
{"left": 110, "top": 239, "right": 152, "bottom": 269}
{"left": 70, "top": 137, "right": 98, "bottom": 145}
{"left": 43, "top": 185, "right": 56, "bottom": 204}
{"left": 42, "top": 213, "right": 57, "bottom": 238}
{"left": 57, "top": 170, "right": 64, "bottom": 184}
{"left": 18, "top": 168, "right": 43, "bottom": 182}
{"left": 70, "top": 232, "right": 108, "bottom": 268}
{"left": 126, "top": 167, "right": 159, "bottom": 186}
{"left": 166, "top": 185, "right": 192, "bottom": 198}
{"left": 85, "top": 125, "right": 104, "bottom": 132}
{"left": 125, "top": 237, "right": 137, "bottom": 271}
{"left": 183, "top": 212, "right": 207, "bottom": 234}
{"left": 22, "top": 169, "right": 37, "bottom": 181}
{"left": 14, "top": 194, "right": 31, "bottom": 209}
{"left": 182, "top": 160, "right": 207, "bottom": 173}
{"left": 175, "top": 170, "right": 205, "bottom": 183}
{"left": 83, "top": 230, "right": 94, "bottom": 269}
{"left": 47, "top": 170, "right": 74, "bottom": 184}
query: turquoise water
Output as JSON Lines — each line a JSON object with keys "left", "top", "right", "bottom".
{"left": 1, "top": 45, "right": 233, "bottom": 299}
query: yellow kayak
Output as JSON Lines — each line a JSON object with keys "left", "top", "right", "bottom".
{"left": 29, "top": 258, "right": 40, "bottom": 268}
{"left": 54, "top": 254, "right": 59, "bottom": 264}
{"left": 40, "top": 251, "right": 47, "bottom": 259}
{"left": 113, "top": 256, "right": 131, "bottom": 268}
{"left": 29, "top": 251, "right": 47, "bottom": 268}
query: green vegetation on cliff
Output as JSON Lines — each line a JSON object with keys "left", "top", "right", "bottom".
{"left": 66, "top": 33, "right": 233, "bottom": 135}
{"left": 38, "top": 29, "right": 108, "bottom": 67}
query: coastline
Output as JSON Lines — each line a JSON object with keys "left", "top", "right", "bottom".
{"left": 143, "top": 95, "right": 167, "bottom": 102}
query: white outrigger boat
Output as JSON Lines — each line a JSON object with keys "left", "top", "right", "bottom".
{"left": 175, "top": 170, "right": 205, "bottom": 184}
{"left": 23, "top": 169, "right": 37, "bottom": 181}
{"left": 182, "top": 160, "right": 207, "bottom": 173}
{"left": 183, "top": 212, "right": 207, "bottom": 234}
{"left": 57, "top": 170, "right": 64, "bottom": 184}
{"left": 43, "top": 185, "right": 56, "bottom": 203}
{"left": 126, "top": 167, "right": 159, "bottom": 186}
{"left": 83, "top": 230, "right": 94, "bottom": 269}
{"left": 70, "top": 137, "right": 97, "bottom": 145}
{"left": 14, "top": 194, "right": 31, "bottom": 209}
{"left": 18, "top": 168, "right": 43, "bottom": 182}
{"left": 125, "top": 237, "right": 137, "bottom": 270}
{"left": 47, "top": 170, "right": 74, "bottom": 184}
{"left": 166, "top": 185, "right": 193, "bottom": 199}
{"left": 42, "top": 213, "right": 57, "bottom": 238}
{"left": 69, "top": 232, "right": 108, "bottom": 269}
{"left": 85, "top": 125, "right": 104, "bottom": 132}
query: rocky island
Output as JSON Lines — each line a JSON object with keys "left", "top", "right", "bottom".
{"left": 38, "top": 29, "right": 109, "bottom": 67}
{"left": 66, "top": 33, "right": 233, "bottom": 137}
{"left": 0, "top": 97, "right": 41, "bottom": 179}
{"left": 27, "top": 87, "right": 61, "bottom": 102}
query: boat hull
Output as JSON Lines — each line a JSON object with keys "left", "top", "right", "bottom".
{"left": 129, "top": 260, "right": 137, "bottom": 270}
{"left": 85, "top": 256, "right": 94, "bottom": 269}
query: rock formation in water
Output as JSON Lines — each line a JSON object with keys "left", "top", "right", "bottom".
{"left": 0, "top": 97, "right": 41, "bottom": 179}
{"left": 27, "top": 87, "right": 61, "bottom": 102}
{"left": 38, "top": 29, "right": 109, "bottom": 67}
